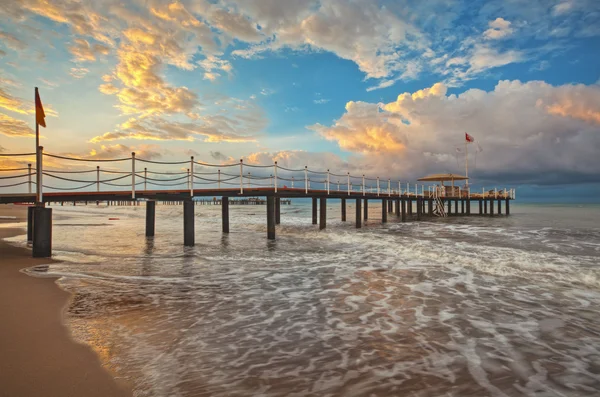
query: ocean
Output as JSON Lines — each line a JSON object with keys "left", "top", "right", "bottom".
{"left": 6, "top": 200, "right": 600, "bottom": 397}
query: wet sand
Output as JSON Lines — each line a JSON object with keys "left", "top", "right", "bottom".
{"left": 0, "top": 205, "right": 131, "bottom": 397}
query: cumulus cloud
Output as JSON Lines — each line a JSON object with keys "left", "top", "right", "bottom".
{"left": 0, "top": 31, "right": 27, "bottom": 51}
{"left": 310, "top": 80, "right": 600, "bottom": 185}
{"left": 483, "top": 18, "right": 514, "bottom": 40}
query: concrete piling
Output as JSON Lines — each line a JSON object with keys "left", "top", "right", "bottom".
{"left": 267, "top": 196, "right": 275, "bottom": 240}
{"left": 341, "top": 198, "right": 346, "bottom": 222}
{"left": 364, "top": 199, "right": 368, "bottom": 220}
{"left": 146, "top": 201, "right": 155, "bottom": 237}
{"left": 275, "top": 197, "right": 281, "bottom": 225}
{"left": 401, "top": 199, "right": 406, "bottom": 222}
{"left": 183, "top": 200, "right": 194, "bottom": 246}
{"left": 489, "top": 199, "right": 495, "bottom": 216}
{"left": 32, "top": 207, "right": 52, "bottom": 258}
{"left": 505, "top": 198, "right": 510, "bottom": 215}
{"left": 319, "top": 197, "right": 327, "bottom": 230}
{"left": 27, "top": 206, "right": 34, "bottom": 242}
{"left": 222, "top": 197, "right": 229, "bottom": 233}
{"left": 497, "top": 199, "right": 502, "bottom": 215}
{"left": 381, "top": 199, "right": 387, "bottom": 223}
{"left": 355, "top": 198, "right": 361, "bottom": 228}
{"left": 312, "top": 197, "right": 317, "bottom": 225}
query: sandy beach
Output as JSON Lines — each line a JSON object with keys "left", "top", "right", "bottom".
{"left": 0, "top": 205, "right": 131, "bottom": 397}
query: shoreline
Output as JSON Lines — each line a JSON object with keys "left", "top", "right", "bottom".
{"left": 0, "top": 205, "right": 131, "bottom": 397}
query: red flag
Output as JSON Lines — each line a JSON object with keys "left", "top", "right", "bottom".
{"left": 465, "top": 132, "right": 474, "bottom": 143}
{"left": 35, "top": 87, "right": 46, "bottom": 128}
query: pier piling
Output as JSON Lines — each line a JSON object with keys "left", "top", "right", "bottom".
{"left": 275, "top": 197, "right": 281, "bottom": 225}
{"left": 489, "top": 199, "right": 495, "bottom": 216}
{"left": 381, "top": 199, "right": 387, "bottom": 223}
{"left": 27, "top": 206, "right": 34, "bottom": 242}
{"left": 267, "top": 196, "right": 275, "bottom": 240}
{"left": 183, "top": 200, "right": 195, "bottom": 246}
{"left": 355, "top": 198, "right": 361, "bottom": 228}
{"left": 319, "top": 198, "right": 327, "bottom": 230}
{"left": 341, "top": 198, "right": 346, "bottom": 221}
{"left": 401, "top": 199, "right": 406, "bottom": 222}
{"left": 364, "top": 199, "right": 368, "bottom": 220}
{"left": 146, "top": 201, "right": 155, "bottom": 237}
{"left": 312, "top": 197, "right": 317, "bottom": 225}
{"left": 32, "top": 207, "right": 52, "bottom": 258}
{"left": 222, "top": 197, "right": 229, "bottom": 233}
{"left": 497, "top": 199, "right": 502, "bottom": 215}
{"left": 505, "top": 198, "right": 510, "bottom": 215}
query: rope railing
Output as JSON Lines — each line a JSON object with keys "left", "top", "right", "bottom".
{"left": 0, "top": 150, "right": 516, "bottom": 200}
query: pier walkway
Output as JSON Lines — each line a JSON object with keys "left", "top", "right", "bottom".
{"left": 0, "top": 149, "right": 515, "bottom": 257}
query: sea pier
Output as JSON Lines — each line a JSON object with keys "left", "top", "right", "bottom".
{"left": 0, "top": 149, "right": 515, "bottom": 257}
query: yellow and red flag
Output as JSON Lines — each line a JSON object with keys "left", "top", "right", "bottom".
{"left": 465, "top": 132, "right": 474, "bottom": 143}
{"left": 35, "top": 87, "right": 46, "bottom": 128}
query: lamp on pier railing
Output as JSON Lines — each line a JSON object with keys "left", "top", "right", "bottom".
{"left": 131, "top": 152, "right": 136, "bottom": 200}
{"left": 274, "top": 161, "right": 278, "bottom": 193}
{"left": 28, "top": 164, "right": 32, "bottom": 194}
{"left": 347, "top": 172, "right": 350, "bottom": 195}
{"left": 190, "top": 156, "right": 194, "bottom": 197}
{"left": 362, "top": 175, "right": 365, "bottom": 196}
{"left": 239, "top": 159, "right": 243, "bottom": 194}
{"left": 304, "top": 166, "right": 308, "bottom": 194}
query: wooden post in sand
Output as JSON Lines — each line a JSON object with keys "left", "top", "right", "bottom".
{"left": 183, "top": 200, "right": 194, "bottom": 246}
{"left": 32, "top": 207, "right": 52, "bottom": 258}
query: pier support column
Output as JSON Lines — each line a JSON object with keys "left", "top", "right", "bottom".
{"left": 395, "top": 199, "right": 400, "bottom": 217}
{"left": 32, "top": 207, "right": 52, "bottom": 258}
{"left": 355, "top": 199, "right": 362, "bottom": 228}
{"left": 183, "top": 200, "right": 194, "bottom": 246}
{"left": 505, "top": 199, "right": 510, "bottom": 215}
{"left": 408, "top": 199, "right": 413, "bottom": 216}
{"left": 484, "top": 199, "right": 487, "bottom": 214}
{"left": 388, "top": 200, "right": 393, "bottom": 213}
{"left": 497, "top": 199, "right": 502, "bottom": 215}
{"left": 489, "top": 199, "right": 494, "bottom": 216}
{"left": 381, "top": 199, "right": 387, "bottom": 223}
{"left": 447, "top": 200, "right": 452, "bottom": 216}
{"left": 401, "top": 199, "right": 406, "bottom": 222}
{"left": 364, "top": 199, "right": 368, "bottom": 220}
{"left": 222, "top": 197, "right": 229, "bottom": 233}
{"left": 455, "top": 200, "right": 458, "bottom": 214}
{"left": 341, "top": 198, "right": 346, "bottom": 222}
{"left": 146, "top": 201, "right": 156, "bottom": 237}
{"left": 275, "top": 197, "right": 281, "bottom": 225}
{"left": 466, "top": 200, "right": 471, "bottom": 215}
{"left": 428, "top": 199, "right": 433, "bottom": 216}
{"left": 416, "top": 198, "right": 422, "bottom": 220}
{"left": 319, "top": 198, "right": 327, "bottom": 230}
{"left": 267, "top": 196, "right": 275, "bottom": 240}
{"left": 312, "top": 197, "right": 317, "bottom": 225}
{"left": 27, "top": 206, "right": 34, "bottom": 242}
{"left": 461, "top": 200, "right": 465, "bottom": 214}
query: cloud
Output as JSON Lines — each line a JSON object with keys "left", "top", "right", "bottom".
{"left": 86, "top": 144, "right": 163, "bottom": 160}
{"left": 0, "top": 113, "right": 34, "bottom": 137}
{"left": 70, "top": 67, "right": 90, "bottom": 79}
{"left": 0, "top": 31, "right": 27, "bottom": 50}
{"left": 68, "top": 38, "right": 110, "bottom": 62}
{"left": 210, "top": 151, "right": 228, "bottom": 161}
{"left": 314, "top": 98, "right": 330, "bottom": 104}
{"left": 309, "top": 80, "right": 600, "bottom": 184}
{"left": 483, "top": 18, "right": 513, "bottom": 40}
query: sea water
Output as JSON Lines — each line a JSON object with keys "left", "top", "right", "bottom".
{"left": 7, "top": 201, "right": 600, "bottom": 396}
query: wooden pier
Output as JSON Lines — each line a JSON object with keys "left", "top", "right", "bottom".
{"left": 0, "top": 149, "right": 515, "bottom": 257}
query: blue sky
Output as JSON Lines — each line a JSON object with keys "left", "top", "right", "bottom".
{"left": 1, "top": 0, "right": 599, "bottom": 199}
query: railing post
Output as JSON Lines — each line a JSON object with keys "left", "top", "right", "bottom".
{"left": 362, "top": 175, "right": 365, "bottom": 196}
{"left": 422, "top": 185, "right": 425, "bottom": 198}
{"left": 38, "top": 146, "right": 43, "bottom": 203}
{"left": 131, "top": 152, "right": 136, "bottom": 200}
{"left": 247, "top": 172, "right": 251, "bottom": 189}
{"left": 337, "top": 180, "right": 340, "bottom": 192}
{"left": 274, "top": 162, "right": 278, "bottom": 193}
{"left": 495, "top": 188, "right": 497, "bottom": 199}
{"left": 388, "top": 179, "right": 391, "bottom": 197}
{"left": 347, "top": 172, "right": 350, "bottom": 195}
{"left": 190, "top": 156, "right": 194, "bottom": 197}
{"left": 406, "top": 182, "right": 409, "bottom": 197}
{"left": 304, "top": 166, "right": 308, "bottom": 194}
{"left": 187, "top": 168, "right": 190, "bottom": 190}
{"left": 28, "top": 163, "right": 32, "bottom": 194}
{"left": 218, "top": 169, "right": 221, "bottom": 189}
{"left": 97, "top": 166, "right": 100, "bottom": 192}
{"left": 377, "top": 177, "right": 380, "bottom": 196}
{"left": 399, "top": 181, "right": 401, "bottom": 197}
{"left": 482, "top": 187, "right": 485, "bottom": 198}
{"left": 291, "top": 176, "right": 294, "bottom": 188}
{"left": 327, "top": 169, "right": 330, "bottom": 195}
{"left": 239, "top": 159, "right": 244, "bottom": 194}
{"left": 144, "top": 167, "right": 147, "bottom": 191}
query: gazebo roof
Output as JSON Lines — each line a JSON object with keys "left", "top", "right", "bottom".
{"left": 417, "top": 173, "right": 469, "bottom": 182}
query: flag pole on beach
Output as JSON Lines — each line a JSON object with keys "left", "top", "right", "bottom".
{"left": 465, "top": 133, "right": 474, "bottom": 187}
{"left": 35, "top": 87, "right": 46, "bottom": 206}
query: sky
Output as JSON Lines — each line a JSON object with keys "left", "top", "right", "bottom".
{"left": 0, "top": 0, "right": 599, "bottom": 199}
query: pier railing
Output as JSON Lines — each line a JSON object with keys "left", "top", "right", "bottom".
{"left": 0, "top": 148, "right": 515, "bottom": 200}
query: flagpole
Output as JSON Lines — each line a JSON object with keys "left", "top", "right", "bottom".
{"left": 465, "top": 139, "right": 468, "bottom": 186}
{"left": 35, "top": 87, "right": 41, "bottom": 206}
